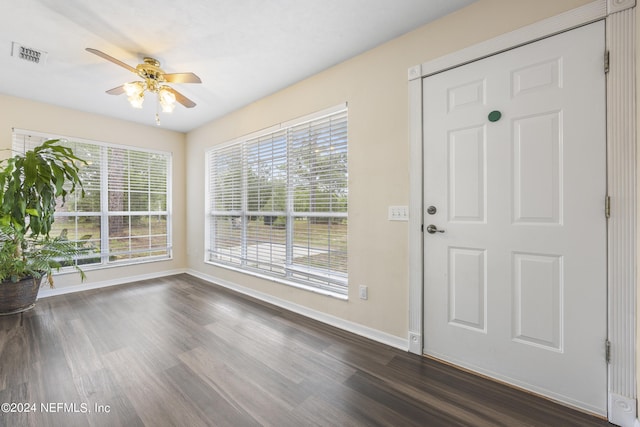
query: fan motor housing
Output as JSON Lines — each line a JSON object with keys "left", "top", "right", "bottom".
{"left": 137, "top": 58, "right": 165, "bottom": 84}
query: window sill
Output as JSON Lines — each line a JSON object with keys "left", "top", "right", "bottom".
{"left": 54, "top": 254, "right": 174, "bottom": 276}
{"left": 204, "top": 260, "right": 348, "bottom": 301}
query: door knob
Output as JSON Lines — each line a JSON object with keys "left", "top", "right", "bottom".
{"left": 426, "top": 224, "right": 445, "bottom": 234}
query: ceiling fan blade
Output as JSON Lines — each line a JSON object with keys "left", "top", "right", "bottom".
{"left": 105, "top": 85, "right": 125, "bottom": 95}
{"left": 166, "top": 87, "right": 196, "bottom": 108}
{"left": 86, "top": 48, "right": 137, "bottom": 74}
{"left": 163, "top": 72, "right": 202, "bottom": 84}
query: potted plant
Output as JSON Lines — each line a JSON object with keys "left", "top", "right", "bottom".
{"left": 0, "top": 139, "right": 88, "bottom": 315}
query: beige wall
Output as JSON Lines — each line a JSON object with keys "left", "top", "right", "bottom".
{"left": 185, "top": 0, "right": 592, "bottom": 339}
{"left": 0, "top": 93, "right": 188, "bottom": 290}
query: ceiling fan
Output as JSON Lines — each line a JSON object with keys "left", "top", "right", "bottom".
{"left": 86, "top": 48, "right": 201, "bottom": 120}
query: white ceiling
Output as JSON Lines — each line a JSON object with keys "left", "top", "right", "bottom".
{"left": 0, "top": 0, "right": 476, "bottom": 133}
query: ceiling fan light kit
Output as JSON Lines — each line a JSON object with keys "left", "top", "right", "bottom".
{"left": 123, "top": 81, "right": 145, "bottom": 108}
{"left": 159, "top": 87, "right": 177, "bottom": 113}
{"left": 86, "top": 48, "right": 201, "bottom": 125}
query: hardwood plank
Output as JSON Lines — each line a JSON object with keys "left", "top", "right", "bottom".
{"left": 344, "top": 369, "right": 507, "bottom": 427}
{"left": 101, "top": 346, "right": 209, "bottom": 427}
{"left": 195, "top": 333, "right": 319, "bottom": 409}
{"left": 292, "top": 394, "right": 367, "bottom": 427}
{"left": 205, "top": 320, "right": 310, "bottom": 384}
{"left": 178, "top": 346, "right": 310, "bottom": 426}
{"left": 163, "top": 363, "right": 262, "bottom": 427}
{"left": 57, "top": 318, "right": 104, "bottom": 379}
{"left": 73, "top": 368, "right": 145, "bottom": 427}
{"left": 0, "top": 315, "right": 30, "bottom": 390}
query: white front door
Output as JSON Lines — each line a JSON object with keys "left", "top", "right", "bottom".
{"left": 423, "top": 22, "right": 607, "bottom": 414}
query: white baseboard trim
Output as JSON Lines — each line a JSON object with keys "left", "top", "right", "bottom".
{"left": 186, "top": 269, "right": 409, "bottom": 351}
{"left": 408, "top": 332, "right": 422, "bottom": 354}
{"left": 609, "top": 392, "right": 638, "bottom": 427}
{"left": 36, "top": 268, "right": 188, "bottom": 299}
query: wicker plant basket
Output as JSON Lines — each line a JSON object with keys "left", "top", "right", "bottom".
{"left": 0, "top": 276, "right": 41, "bottom": 315}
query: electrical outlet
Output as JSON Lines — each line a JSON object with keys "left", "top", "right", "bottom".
{"left": 388, "top": 205, "right": 409, "bottom": 221}
{"left": 359, "top": 285, "right": 368, "bottom": 300}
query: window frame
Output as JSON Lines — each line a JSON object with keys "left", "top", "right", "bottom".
{"left": 205, "top": 104, "right": 348, "bottom": 298}
{"left": 11, "top": 129, "right": 173, "bottom": 271}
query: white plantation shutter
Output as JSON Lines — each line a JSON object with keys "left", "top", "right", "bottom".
{"left": 12, "top": 129, "right": 171, "bottom": 267}
{"left": 208, "top": 143, "right": 243, "bottom": 265}
{"left": 107, "top": 147, "right": 170, "bottom": 261}
{"left": 289, "top": 110, "right": 348, "bottom": 287}
{"left": 206, "top": 105, "right": 348, "bottom": 296}
{"left": 245, "top": 130, "right": 288, "bottom": 274}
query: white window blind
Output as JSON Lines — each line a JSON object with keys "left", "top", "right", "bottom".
{"left": 207, "top": 106, "right": 348, "bottom": 296}
{"left": 12, "top": 130, "right": 172, "bottom": 267}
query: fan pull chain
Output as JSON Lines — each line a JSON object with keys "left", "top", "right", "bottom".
{"left": 155, "top": 94, "right": 161, "bottom": 126}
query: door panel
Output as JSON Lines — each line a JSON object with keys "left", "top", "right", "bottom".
{"left": 512, "top": 112, "right": 561, "bottom": 224}
{"left": 449, "top": 126, "right": 486, "bottom": 222}
{"left": 448, "top": 246, "right": 486, "bottom": 331}
{"left": 512, "top": 252, "right": 562, "bottom": 350}
{"left": 423, "top": 22, "right": 606, "bottom": 414}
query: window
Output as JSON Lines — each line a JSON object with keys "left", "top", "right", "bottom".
{"left": 12, "top": 130, "right": 172, "bottom": 268}
{"left": 206, "top": 105, "right": 348, "bottom": 296}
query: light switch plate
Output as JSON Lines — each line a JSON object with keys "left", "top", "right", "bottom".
{"left": 388, "top": 205, "right": 409, "bottom": 221}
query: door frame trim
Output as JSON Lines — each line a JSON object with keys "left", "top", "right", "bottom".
{"left": 407, "top": 0, "right": 636, "bottom": 424}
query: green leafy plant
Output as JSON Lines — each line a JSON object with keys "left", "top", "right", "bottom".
{"left": 0, "top": 139, "right": 89, "bottom": 286}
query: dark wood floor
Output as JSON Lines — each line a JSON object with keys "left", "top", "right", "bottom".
{"left": 0, "top": 274, "right": 611, "bottom": 427}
